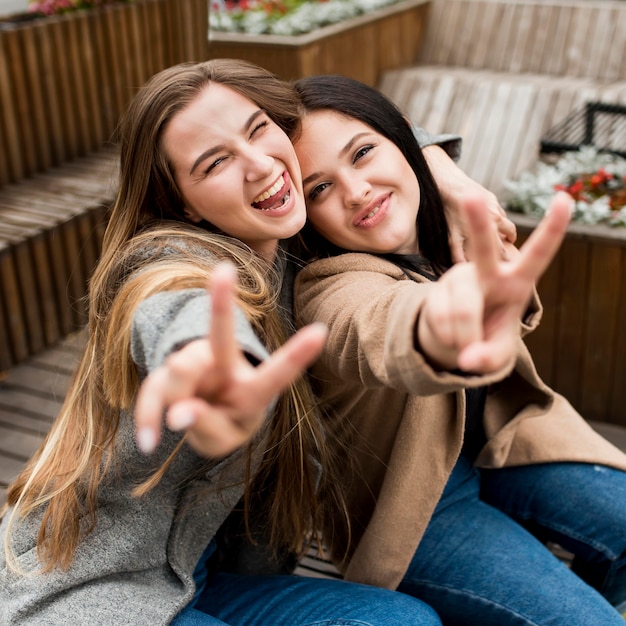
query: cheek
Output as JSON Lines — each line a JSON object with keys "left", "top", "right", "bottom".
{"left": 309, "top": 207, "right": 344, "bottom": 241}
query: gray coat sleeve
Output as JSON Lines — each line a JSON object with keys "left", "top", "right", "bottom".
{"left": 131, "top": 288, "right": 269, "bottom": 375}
{"left": 412, "top": 124, "right": 462, "bottom": 162}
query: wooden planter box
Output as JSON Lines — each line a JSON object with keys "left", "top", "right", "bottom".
{"left": 208, "top": 0, "right": 430, "bottom": 85}
{"left": 0, "top": 0, "right": 208, "bottom": 188}
{"left": 512, "top": 213, "right": 626, "bottom": 427}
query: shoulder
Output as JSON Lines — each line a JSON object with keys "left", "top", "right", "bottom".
{"left": 297, "top": 253, "right": 408, "bottom": 282}
{"left": 132, "top": 288, "right": 268, "bottom": 375}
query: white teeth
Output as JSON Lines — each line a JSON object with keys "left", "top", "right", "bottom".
{"left": 365, "top": 205, "right": 381, "bottom": 219}
{"left": 253, "top": 175, "right": 285, "bottom": 204}
{"left": 256, "top": 190, "right": 290, "bottom": 210}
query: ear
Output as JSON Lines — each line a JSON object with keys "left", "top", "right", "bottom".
{"left": 183, "top": 206, "right": 203, "bottom": 224}
{"left": 402, "top": 115, "right": 413, "bottom": 128}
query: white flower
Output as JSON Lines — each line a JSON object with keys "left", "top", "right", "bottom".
{"left": 211, "top": 0, "right": 405, "bottom": 36}
{"left": 505, "top": 147, "right": 626, "bottom": 228}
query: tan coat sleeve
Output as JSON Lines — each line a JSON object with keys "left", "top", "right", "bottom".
{"left": 295, "top": 254, "right": 513, "bottom": 396}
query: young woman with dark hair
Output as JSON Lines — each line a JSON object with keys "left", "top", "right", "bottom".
{"left": 292, "top": 74, "right": 626, "bottom": 626}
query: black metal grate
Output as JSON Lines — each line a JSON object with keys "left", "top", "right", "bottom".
{"left": 540, "top": 102, "right": 626, "bottom": 158}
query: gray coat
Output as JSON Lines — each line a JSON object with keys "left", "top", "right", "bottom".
{"left": 0, "top": 289, "right": 270, "bottom": 625}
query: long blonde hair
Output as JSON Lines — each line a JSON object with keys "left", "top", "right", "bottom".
{"left": 3, "top": 59, "right": 335, "bottom": 573}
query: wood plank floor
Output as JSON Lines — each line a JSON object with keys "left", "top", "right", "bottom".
{"left": 0, "top": 330, "right": 84, "bottom": 507}
{"left": 0, "top": 332, "right": 626, "bottom": 578}
{"left": 2, "top": 331, "right": 626, "bottom": 506}
{"left": 1, "top": 330, "right": 625, "bottom": 580}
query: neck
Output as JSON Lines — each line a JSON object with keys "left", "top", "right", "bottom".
{"left": 251, "top": 239, "right": 279, "bottom": 266}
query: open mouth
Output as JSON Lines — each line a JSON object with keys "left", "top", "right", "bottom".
{"left": 354, "top": 194, "right": 389, "bottom": 226}
{"left": 252, "top": 174, "right": 291, "bottom": 211}
{"left": 358, "top": 204, "right": 381, "bottom": 223}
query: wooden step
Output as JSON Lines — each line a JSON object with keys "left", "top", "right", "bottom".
{"left": 0, "top": 149, "right": 117, "bottom": 371}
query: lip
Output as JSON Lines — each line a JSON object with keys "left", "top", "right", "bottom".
{"left": 353, "top": 193, "right": 390, "bottom": 228}
{"left": 251, "top": 171, "right": 296, "bottom": 216}
{"left": 253, "top": 172, "right": 287, "bottom": 206}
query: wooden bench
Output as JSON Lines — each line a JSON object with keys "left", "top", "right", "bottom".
{"left": 418, "top": 0, "right": 626, "bottom": 82}
{"left": 378, "top": 0, "right": 626, "bottom": 427}
{"left": 0, "top": 149, "right": 118, "bottom": 371}
{"left": 380, "top": 66, "right": 626, "bottom": 196}
{"left": 0, "top": 0, "right": 209, "bottom": 371}
{"left": 379, "top": 0, "right": 626, "bottom": 196}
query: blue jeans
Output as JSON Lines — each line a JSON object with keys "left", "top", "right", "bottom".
{"left": 399, "top": 455, "right": 626, "bottom": 625}
{"left": 171, "top": 572, "right": 441, "bottom": 625}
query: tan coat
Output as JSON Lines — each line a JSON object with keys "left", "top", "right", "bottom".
{"left": 294, "top": 253, "right": 626, "bottom": 591}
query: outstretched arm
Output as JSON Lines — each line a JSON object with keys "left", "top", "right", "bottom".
{"left": 422, "top": 145, "right": 517, "bottom": 262}
{"left": 417, "top": 192, "right": 571, "bottom": 374}
{"left": 134, "top": 262, "right": 327, "bottom": 457}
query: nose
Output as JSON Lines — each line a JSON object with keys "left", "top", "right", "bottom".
{"left": 340, "top": 171, "right": 371, "bottom": 208}
{"left": 244, "top": 145, "right": 274, "bottom": 182}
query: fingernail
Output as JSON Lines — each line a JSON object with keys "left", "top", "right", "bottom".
{"left": 137, "top": 428, "right": 157, "bottom": 454}
{"left": 170, "top": 412, "right": 195, "bottom": 431}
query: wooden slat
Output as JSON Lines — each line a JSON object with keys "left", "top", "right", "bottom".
{"left": 34, "top": 19, "right": 65, "bottom": 166}
{"left": 0, "top": 424, "right": 45, "bottom": 462}
{"left": 417, "top": 0, "right": 626, "bottom": 81}
{"left": 13, "top": 240, "right": 45, "bottom": 355}
{"left": 0, "top": 385, "right": 64, "bottom": 419}
{"left": 51, "top": 18, "right": 80, "bottom": 160}
{"left": 0, "top": 248, "right": 29, "bottom": 364}
{"left": 20, "top": 23, "right": 51, "bottom": 172}
{"left": 0, "top": 407, "right": 53, "bottom": 439}
{"left": 579, "top": 243, "right": 623, "bottom": 420}
{"left": 550, "top": 238, "right": 589, "bottom": 408}
{"left": 609, "top": 278, "right": 626, "bottom": 425}
{"left": 0, "top": 35, "right": 23, "bottom": 183}
{"left": 602, "top": 7, "right": 626, "bottom": 81}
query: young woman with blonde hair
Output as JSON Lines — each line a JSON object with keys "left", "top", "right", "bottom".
{"left": 0, "top": 60, "right": 444, "bottom": 625}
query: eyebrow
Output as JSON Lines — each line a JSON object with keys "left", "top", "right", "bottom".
{"left": 189, "top": 109, "right": 266, "bottom": 176}
{"left": 301, "top": 131, "right": 372, "bottom": 187}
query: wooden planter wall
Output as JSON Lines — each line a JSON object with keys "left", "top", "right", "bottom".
{"left": 0, "top": 0, "right": 208, "bottom": 370}
{"left": 0, "top": 0, "right": 208, "bottom": 188}
{"left": 208, "top": 0, "right": 430, "bottom": 86}
{"left": 513, "top": 215, "right": 626, "bottom": 427}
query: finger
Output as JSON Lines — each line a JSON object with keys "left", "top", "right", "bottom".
{"left": 457, "top": 319, "right": 518, "bottom": 373}
{"left": 208, "top": 262, "right": 239, "bottom": 385}
{"left": 448, "top": 231, "right": 467, "bottom": 264}
{"left": 515, "top": 192, "right": 571, "bottom": 283}
{"left": 423, "top": 282, "right": 455, "bottom": 348}
{"left": 246, "top": 323, "right": 328, "bottom": 410}
{"left": 463, "top": 196, "right": 501, "bottom": 278}
{"left": 135, "top": 367, "right": 170, "bottom": 453}
{"left": 449, "top": 277, "right": 484, "bottom": 350}
{"left": 172, "top": 398, "right": 257, "bottom": 458}
{"left": 499, "top": 213, "right": 518, "bottom": 244}
{"left": 134, "top": 340, "right": 212, "bottom": 452}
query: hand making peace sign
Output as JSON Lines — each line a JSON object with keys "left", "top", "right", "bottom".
{"left": 417, "top": 192, "right": 572, "bottom": 374}
{"left": 134, "top": 262, "right": 327, "bottom": 458}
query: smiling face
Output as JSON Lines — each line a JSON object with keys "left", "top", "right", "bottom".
{"left": 162, "top": 82, "right": 305, "bottom": 262}
{"left": 294, "top": 110, "right": 421, "bottom": 255}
